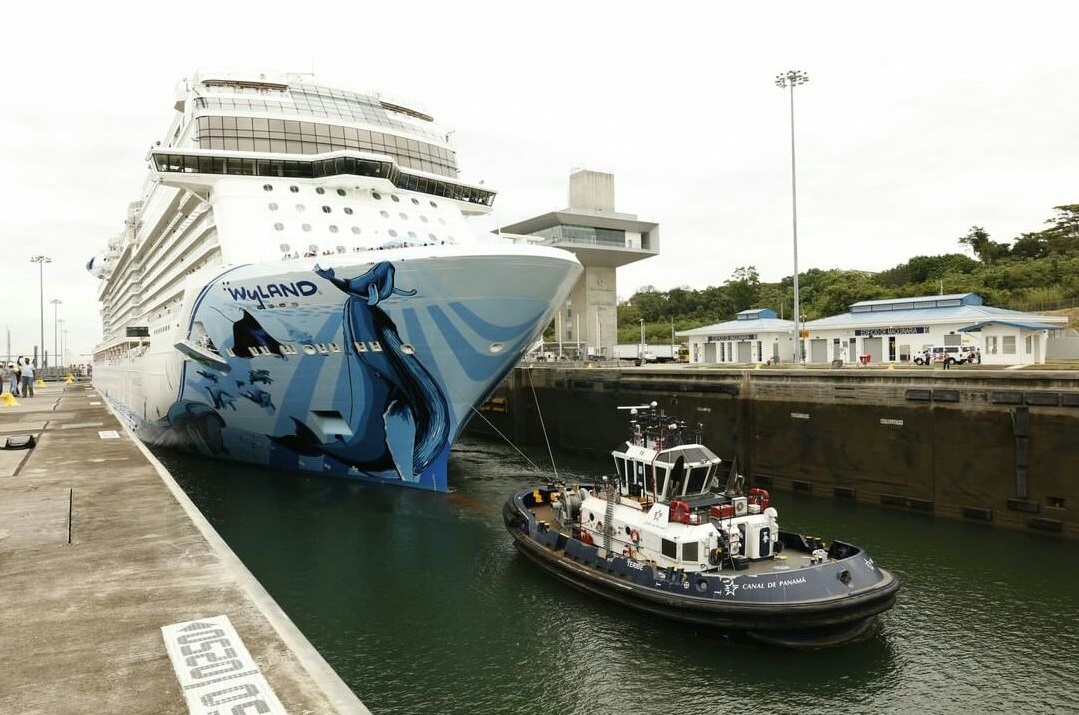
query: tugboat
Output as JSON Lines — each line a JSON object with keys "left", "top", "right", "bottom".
{"left": 502, "top": 402, "right": 899, "bottom": 647}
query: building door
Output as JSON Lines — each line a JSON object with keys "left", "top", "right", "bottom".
{"left": 704, "top": 342, "right": 716, "bottom": 363}
{"left": 810, "top": 338, "right": 827, "bottom": 363}
{"left": 737, "top": 341, "right": 752, "bottom": 363}
{"left": 899, "top": 343, "right": 910, "bottom": 362}
{"left": 888, "top": 336, "right": 896, "bottom": 361}
{"left": 848, "top": 338, "right": 857, "bottom": 362}
{"left": 864, "top": 337, "right": 883, "bottom": 362}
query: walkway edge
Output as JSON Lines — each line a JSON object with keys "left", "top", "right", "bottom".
{"left": 109, "top": 399, "right": 372, "bottom": 715}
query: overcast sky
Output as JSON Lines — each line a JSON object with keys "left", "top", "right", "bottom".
{"left": 2, "top": 1, "right": 1076, "bottom": 363}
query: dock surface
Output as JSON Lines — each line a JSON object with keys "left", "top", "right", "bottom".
{"left": 0, "top": 383, "right": 369, "bottom": 714}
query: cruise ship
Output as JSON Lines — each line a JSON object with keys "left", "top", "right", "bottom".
{"left": 90, "top": 70, "right": 581, "bottom": 491}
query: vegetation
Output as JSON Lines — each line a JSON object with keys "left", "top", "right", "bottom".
{"left": 615, "top": 204, "right": 1079, "bottom": 343}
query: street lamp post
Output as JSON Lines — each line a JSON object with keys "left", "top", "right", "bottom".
{"left": 59, "top": 319, "right": 66, "bottom": 369}
{"left": 30, "top": 255, "right": 51, "bottom": 368}
{"left": 775, "top": 70, "right": 809, "bottom": 364}
{"left": 50, "top": 299, "right": 62, "bottom": 372}
{"left": 639, "top": 318, "right": 645, "bottom": 361}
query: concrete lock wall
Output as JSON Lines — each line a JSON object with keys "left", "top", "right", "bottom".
{"left": 470, "top": 367, "right": 1079, "bottom": 538}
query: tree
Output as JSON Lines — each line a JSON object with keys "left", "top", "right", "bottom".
{"left": 724, "top": 266, "right": 760, "bottom": 313}
{"left": 959, "top": 225, "right": 1010, "bottom": 265}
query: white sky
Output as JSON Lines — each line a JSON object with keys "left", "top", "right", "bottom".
{"left": 1, "top": 1, "right": 1076, "bottom": 363}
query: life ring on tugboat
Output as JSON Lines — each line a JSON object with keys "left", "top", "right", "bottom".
{"left": 579, "top": 529, "right": 594, "bottom": 546}
{"left": 748, "top": 487, "right": 770, "bottom": 509}
{"left": 623, "top": 545, "right": 634, "bottom": 558}
{"left": 630, "top": 528, "right": 641, "bottom": 544}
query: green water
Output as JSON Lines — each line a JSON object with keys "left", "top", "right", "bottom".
{"left": 159, "top": 439, "right": 1079, "bottom": 715}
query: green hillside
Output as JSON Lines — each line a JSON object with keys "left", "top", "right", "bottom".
{"left": 615, "top": 204, "right": 1079, "bottom": 344}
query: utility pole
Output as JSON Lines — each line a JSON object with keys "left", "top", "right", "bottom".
{"left": 775, "top": 70, "right": 809, "bottom": 364}
{"left": 51, "top": 299, "right": 62, "bottom": 373}
{"left": 31, "top": 255, "right": 51, "bottom": 368}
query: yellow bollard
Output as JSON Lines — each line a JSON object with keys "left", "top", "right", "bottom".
{"left": 64, "top": 375, "right": 74, "bottom": 384}
{"left": 887, "top": 364, "right": 896, "bottom": 371}
{"left": 1, "top": 392, "right": 19, "bottom": 407}
{"left": 35, "top": 379, "right": 45, "bottom": 387}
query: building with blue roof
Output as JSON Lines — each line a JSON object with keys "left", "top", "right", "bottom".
{"left": 677, "top": 308, "right": 795, "bottom": 364}
{"left": 801, "top": 293, "right": 1067, "bottom": 366}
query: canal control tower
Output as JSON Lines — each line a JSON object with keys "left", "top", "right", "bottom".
{"left": 499, "top": 169, "right": 659, "bottom": 358}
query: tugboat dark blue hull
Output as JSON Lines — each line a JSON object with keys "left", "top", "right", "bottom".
{"left": 504, "top": 489, "right": 899, "bottom": 648}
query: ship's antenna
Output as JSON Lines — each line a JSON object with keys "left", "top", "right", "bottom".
{"left": 527, "top": 367, "right": 559, "bottom": 480}
{"left": 723, "top": 456, "right": 742, "bottom": 496}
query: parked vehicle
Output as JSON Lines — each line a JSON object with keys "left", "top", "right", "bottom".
{"left": 613, "top": 344, "right": 686, "bottom": 365}
{"left": 913, "top": 345, "right": 975, "bottom": 365}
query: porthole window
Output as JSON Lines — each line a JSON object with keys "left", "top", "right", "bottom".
{"left": 329, "top": 225, "right": 339, "bottom": 233}
{"left": 315, "top": 187, "right": 325, "bottom": 195}
{"left": 337, "top": 189, "right": 347, "bottom": 196}
{"left": 411, "top": 197, "right": 420, "bottom": 205}
{"left": 407, "top": 231, "right": 417, "bottom": 239}
{"left": 268, "top": 202, "right": 279, "bottom": 211}
{"left": 372, "top": 192, "right": 382, "bottom": 200}
{"left": 388, "top": 229, "right": 398, "bottom": 237}
{"left": 290, "top": 186, "right": 299, "bottom": 193}
{"left": 428, "top": 233, "right": 437, "bottom": 241}
{"left": 302, "top": 223, "right": 312, "bottom": 232}
{"left": 390, "top": 195, "right": 400, "bottom": 203}
{"left": 308, "top": 244, "right": 318, "bottom": 253}
{"left": 419, "top": 215, "right": 428, "bottom": 223}
{"left": 273, "top": 222, "right": 284, "bottom": 231}
{"left": 263, "top": 184, "right": 273, "bottom": 192}
{"left": 343, "top": 207, "right": 354, "bottom": 215}
{"left": 296, "top": 204, "right": 305, "bottom": 212}
{"left": 351, "top": 226, "right": 361, "bottom": 234}
{"left": 430, "top": 200, "right": 438, "bottom": 208}
{"left": 438, "top": 218, "right": 446, "bottom": 225}
{"left": 279, "top": 243, "right": 290, "bottom": 252}
{"left": 336, "top": 245, "right": 346, "bottom": 254}
{"left": 322, "top": 206, "right": 332, "bottom": 213}
{"left": 399, "top": 212, "right": 408, "bottom": 220}
{"left": 380, "top": 210, "right": 390, "bottom": 218}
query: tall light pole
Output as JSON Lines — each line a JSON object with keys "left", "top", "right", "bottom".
{"left": 775, "top": 70, "right": 809, "bottom": 364}
{"left": 58, "top": 319, "right": 66, "bottom": 369}
{"left": 639, "top": 318, "right": 646, "bottom": 360}
{"left": 50, "top": 299, "right": 62, "bottom": 371}
{"left": 30, "top": 255, "right": 51, "bottom": 368}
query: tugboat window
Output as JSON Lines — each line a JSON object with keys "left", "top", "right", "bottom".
{"left": 682, "top": 542, "right": 699, "bottom": 562}
{"left": 661, "top": 539, "right": 677, "bottom": 559}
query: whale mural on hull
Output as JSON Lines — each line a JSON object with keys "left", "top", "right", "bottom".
{"left": 150, "top": 261, "right": 453, "bottom": 489}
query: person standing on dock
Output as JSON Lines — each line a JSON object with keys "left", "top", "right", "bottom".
{"left": 13, "top": 357, "right": 22, "bottom": 396}
{"left": 2, "top": 363, "right": 14, "bottom": 395}
{"left": 20, "top": 357, "right": 34, "bottom": 397}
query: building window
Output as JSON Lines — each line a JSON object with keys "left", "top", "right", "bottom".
{"left": 987, "top": 336, "right": 998, "bottom": 354}
{"left": 1002, "top": 336, "right": 1016, "bottom": 354}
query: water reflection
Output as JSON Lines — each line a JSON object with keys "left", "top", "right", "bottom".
{"left": 157, "top": 438, "right": 1078, "bottom": 715}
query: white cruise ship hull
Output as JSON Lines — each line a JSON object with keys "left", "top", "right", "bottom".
{"left": 95, "top": 244, "right": 580, "bottom": 491}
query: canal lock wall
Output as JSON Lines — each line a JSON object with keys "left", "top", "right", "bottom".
{"left": 468, "top": 367, "right": 1079, "bottom": 539}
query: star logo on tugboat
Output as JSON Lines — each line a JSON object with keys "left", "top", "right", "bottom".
{"left": 719, "top": 577, "right": 740, "bottom": 597}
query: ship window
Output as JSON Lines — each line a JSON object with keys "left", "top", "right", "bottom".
{"left": 329, "top": 225, "right": 338, "bottom": 233}
{"left": 343, "top": 207, "right": 353, "bottom": 215}
{"left": 411, "top": 197, "right": 420, "bottom": 205}
{"left": 408, "top": 231, "right": 417, "bottom": 239}
{"left": 268, "top": 203, "right": 278, "bottom": 211}
{"left": 388, "top": 229, "right": 398, "bottom": 237}
{"left": 682, "top": 542, "right": 698, "bottom": 562}
{"left": 315, "top": 187, "right": 325, "bottom": 194}
{"left": 380, "top": 210, "right": 390, "bottom": 218}
{"left": 399, "top": 212, "right": 408, "bottom": 220}
{"left": 420, "top": 215, "right": 428, "bottom": 223}
{"left": 322, "top": 206, "right": 332, "bottom": 213}
{"left": 302, "top": 223, "right": 312, "bottom": 232}
{"left": 372, "top": 192, "right": 382, "bottom": 200}
{"left": 661, "top": 539, "right": 677, "bottom": 559}
{"left": 430, "top": 201, "right": 438, "bottom": 208}
{"left": 290, "top": 185, "right": 299, "bottom": 193}
{"left": 391, "top": 195, "right": 400, "bottom": 202}
{"left": 273, "top": 223, "right": 284, "bottom": 231}
{"left": 686, "top": 467, "right": 709, "bottom": 495}
{"left": 428, "top": 233, "right": 437, "bottom": 241}
{"left": 337, "top": 188, "right": 347, "bottom": 196}
{"left": 279, "top": 243, "right": 290, "bottom": 252}
{"left": 438, "top": 218, "right": 446, "bottom": 225}
{"left": 263, "top": 184, "right": 273, "bottom": 191}
{"left": 336, "top": 245, "right": 346, "bottom": 253}
{"left": 351, "top": 226, "right": 361, "bottom": 234}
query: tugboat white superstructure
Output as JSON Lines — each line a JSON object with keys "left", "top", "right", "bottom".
{"left": 504, "top": 403, "right": 899, "bottom": 646}
{"left": 90, "top": 70, "right": 581, "bottom": 490}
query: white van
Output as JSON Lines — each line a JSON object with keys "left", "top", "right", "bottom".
{"left": 913, "top": 345, "right": 974, "bottom": 365}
